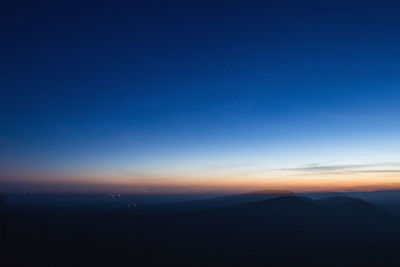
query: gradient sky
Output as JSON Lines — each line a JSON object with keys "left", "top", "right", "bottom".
{"left": 1, "top": 0, "right": 400, "bottom": 193}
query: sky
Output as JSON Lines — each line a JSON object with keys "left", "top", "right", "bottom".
{"left": 1, "top": 0, "right": 400, "bottom": 194}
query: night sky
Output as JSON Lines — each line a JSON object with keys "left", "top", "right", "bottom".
{"left": 1, "top": 0, "right": 400, "bottom": 193}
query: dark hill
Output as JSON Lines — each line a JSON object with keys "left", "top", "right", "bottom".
{"left": 172, "top": 189, "right": 294, "bottom": 210}
{"left": 219, "top": 196, "right": 316, "bottom": 215}
{"left": 3, "top": 193, "right": 400, "bottom": 266}
{"left": 316, "top": 196, "right": 367, "bottom": 207}
{"left": 299, "top": 191, "right": 346, "bottom": 199}
{"left": 178, "top": 195, "right": 400, "bottom": 266}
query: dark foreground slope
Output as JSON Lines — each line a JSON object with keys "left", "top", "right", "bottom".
{"left": 1, "top": 195, "right": 400, "bottom": 267}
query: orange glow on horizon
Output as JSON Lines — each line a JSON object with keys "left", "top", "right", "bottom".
{"left": 1, "top": 169, "right": 400, "bottom": 194}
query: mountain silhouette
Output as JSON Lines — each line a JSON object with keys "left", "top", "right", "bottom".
{"left": 211, "top": 195, "right": 397, "bottom": 227}
{"left": 172, "top": 189, "right": 294, "bottom": 210}
{"left": 178, "top": 195, "right": 400, "bottom": 266}
{"left": 3, "top": 192, "right": 400, "bottom": 266}
{"left": 316, "top": 196, "right": 368, "bottom": 207}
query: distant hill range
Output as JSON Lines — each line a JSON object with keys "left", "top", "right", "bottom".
{"left": 200, "top": 195, "right": 398, "bottom": 229}
{"left": 2, "top": 190, "right": 400, "bottom": 266}
{"left": 164, "top": 194, "right": 400, "bottom": 266}
{"left": 171, "top": 189, "right": 294, "bottom": 210}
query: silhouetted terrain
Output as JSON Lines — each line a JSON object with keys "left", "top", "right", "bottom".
{"left": 1, "top": 191, "right": 400, "bottom": 266}
{"left": 170, "top": 189, "right": 294, "bottom": 210}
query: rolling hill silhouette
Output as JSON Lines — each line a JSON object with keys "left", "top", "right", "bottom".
{"left": 2, "top": 192, "right": 400, "bottom": 266}
{"left": 195, "top": 195, "right": 398, "bottom": 230}
{"left": 209, "top": 195, "right": 399, "bottom": 230}
{"left": 171, "top": 189, "right": 294, "bottom": 210}
{"left": 179, "top": 195, "right": 400, "bottom": 266}
{"left": 316, "top": 195, "right": 368, "bottom": 207}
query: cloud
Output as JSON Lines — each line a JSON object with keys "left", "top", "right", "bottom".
{"left": 282, "top": 162, "right": 400, "bottom": 174}
{"left": 348, "top": 170, "right": 400, "bottom": 174}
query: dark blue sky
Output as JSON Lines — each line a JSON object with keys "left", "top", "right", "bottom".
{"left": 1, "top": 0, "right": 400, "bottom": 192}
